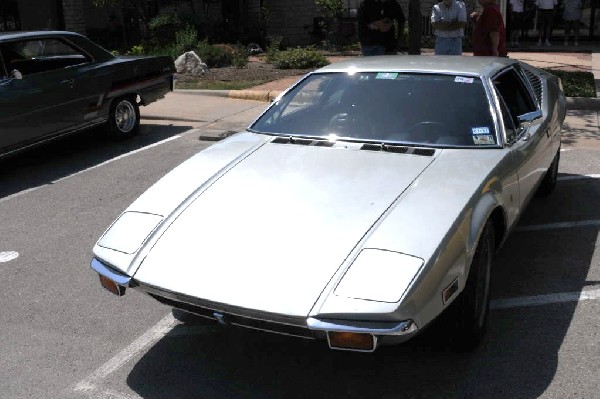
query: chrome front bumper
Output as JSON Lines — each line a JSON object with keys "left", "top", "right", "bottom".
{"left": 91, "top": 257, "right": 418, "bottom": 351}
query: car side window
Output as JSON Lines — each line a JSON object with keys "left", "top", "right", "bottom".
{"left": 0, "top": 38, "right": 90, "bottom": 77}
{"left": 492, "top": 68, "right": 537, "bottom": 127}
{"left": 495, "top": 90, "right": 517, "bottom": 143}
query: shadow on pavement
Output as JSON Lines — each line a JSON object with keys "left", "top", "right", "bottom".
{"left": 0, "top": 124, "right": 192, "bottom": 199}
{"left": 123, "top": 176, "right": 598, "bottom": 398}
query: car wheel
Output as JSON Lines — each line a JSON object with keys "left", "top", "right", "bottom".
{"left": 536, "top": 149, "right": 560, "bottom": 197}
{"left": 107, "top": 96, "right": 140, "bottom": 140}
{"left": 452, "top": 220, "right": 494, "bottom": 350}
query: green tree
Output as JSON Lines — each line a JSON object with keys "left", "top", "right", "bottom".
{"left": 315, "top": 0, "right": 343, "bottom": 49}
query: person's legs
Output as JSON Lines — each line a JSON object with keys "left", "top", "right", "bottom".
{"left": 361, "top": 45, "right": 386, "bottom": 56}
{"left": 435, "top": 37, "right": 462, "bottom": 55}
{"left": 573, "top": 19, "right": 580, "bottom": 45}
{"left": 544, "top": 10, "right": 554, "bottom": 44}
{"left": 565, "top": 20, "right": 572, "bottom": 44}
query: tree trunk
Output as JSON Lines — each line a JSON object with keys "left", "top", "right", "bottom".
{"left": 408, "top": 0, "right": 422, "bottom": 55}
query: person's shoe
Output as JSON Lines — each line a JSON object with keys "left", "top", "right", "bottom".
{"left": 537, "top": 39, "right": 542, "bottom": 46}
{"left": 545, "top": 40, "right": 551, "bottom": 46}
{"left": 515, "top": 41, "right": 520, "bottom": 46}
{"left": 574, "top": 41, "right": 579, "bottom": 46}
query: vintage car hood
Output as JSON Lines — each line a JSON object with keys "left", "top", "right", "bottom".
{"left": 133, "top": 141, "right": 436, "bottom": 316}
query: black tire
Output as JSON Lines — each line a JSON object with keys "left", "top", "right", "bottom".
{"left": 107, "top": 96, "right": 140, "bottom": 140}
{"left": 451, "top": 220, "right": 495, "bottom": 350}
{"left": 536, "top": 149, "right": 560, "bottom": 197}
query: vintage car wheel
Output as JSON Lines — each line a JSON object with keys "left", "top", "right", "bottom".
{"left": 108, "top": 96, "right": 140, "bottom": 140}
{"left": 452, "top": 220, "right": 494, "bottom": 350}
{"left": 536, "top": 149, "right": 560, "bottom": 197}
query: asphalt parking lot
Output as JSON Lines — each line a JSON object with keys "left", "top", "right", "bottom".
{"left": 0, "top": 93, "right": 598, "bottom": 399}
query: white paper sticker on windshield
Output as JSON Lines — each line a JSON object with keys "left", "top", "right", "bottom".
{"left": 376, "top": 72, "right": 398, "bottom": 80}
{"left": 455, "top": 76, "right": 474, "bottom": 84}
{"left": 472, "top": 127, "right": 490, "bottom": 134}
{"left": 473, "top": 134, "right": 495, "bottom": 145}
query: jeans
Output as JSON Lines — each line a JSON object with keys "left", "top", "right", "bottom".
{"left": 434, "top": 37, "right": 463, "bottom": 55}
{"left": 361, "top": 45, "right": 386, "bottom": 56}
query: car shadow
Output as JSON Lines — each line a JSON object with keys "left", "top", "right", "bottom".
{"left": 122, "top": 174, "right": 598, "bottom": 399}
{"left": 0, "top": 124, "right": 193, "bottom": 199}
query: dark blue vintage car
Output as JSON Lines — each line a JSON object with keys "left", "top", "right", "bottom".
{"left": 0, "top": 31, "right": 175, "bottom": 157}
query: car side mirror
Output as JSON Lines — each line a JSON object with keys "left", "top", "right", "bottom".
{"left": 517, "top": 110, "right": 542, "bottom": 141}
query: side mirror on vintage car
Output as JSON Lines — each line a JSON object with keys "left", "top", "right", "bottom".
{"left": 517, "top": 110, "right": 543, "bottom": 141}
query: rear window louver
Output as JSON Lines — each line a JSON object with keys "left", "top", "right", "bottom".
{"left": 271, "top": 137, "right": 334, "bottom": 147}
{"left": 523, "top": 69, "right": 543, "bottom": 104}
{"left": 361, "top": 143, "right": 435, "bottom": 157}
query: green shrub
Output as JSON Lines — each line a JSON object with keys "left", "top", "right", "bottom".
{"left": 195, "top": 40, "right": 233, "bottom": 67}
{"left": 172, "top": 26, "right": 199, "bottom": 56}
{"left": 125, "top": 44, "right": 146, "bottom": 56}
{"left": 148, "top": 14, "right": 182, "bottom": 31}
{"left": 232, "top": 44, "right": 249, "bottom": 68}
{"left": 543, "top": 69, "right": 596, "bottom": 98}
{"left": 269, "top": 47, "right": 329, "bottom": 69}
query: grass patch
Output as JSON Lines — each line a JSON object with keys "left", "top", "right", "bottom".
{"left": 543, "top": 69, "right": 596, "bottom": 97}
{"left": 175, "top": 79, "right": 271, "bottom": 90}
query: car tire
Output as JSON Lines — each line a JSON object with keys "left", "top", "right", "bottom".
{"left": 452, "top": 220, "right": 494, "bottom": 351}
{"left": 107, "top": 96, "right": 140, "bottom": 140}
{"left": 536, "top": 149, "right": 560, "bottom": 197}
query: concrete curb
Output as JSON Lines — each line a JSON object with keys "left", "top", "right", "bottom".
{"left": 176, "top": 88, "right": 600, "bottom": 109}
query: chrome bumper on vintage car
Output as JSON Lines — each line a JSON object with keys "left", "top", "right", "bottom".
{"left": 91, "top": 257, "right": 418, "bottom": 352}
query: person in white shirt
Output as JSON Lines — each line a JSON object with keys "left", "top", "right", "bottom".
{"left": 535, "top": 0, "right": 557, "bottom": 46}
{"left": 431, "top": 0, "right": 467, "bottom": 55}
{"left": 508, "top": 0, "right": 524, "bottom": 46}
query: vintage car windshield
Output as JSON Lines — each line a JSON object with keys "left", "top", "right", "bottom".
{"left": 250, "top": 72, "right": 498, "bottom": 147}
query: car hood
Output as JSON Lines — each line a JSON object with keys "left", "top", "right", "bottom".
{"left": 133, "top": 141, "right": 436, "bottom": 316}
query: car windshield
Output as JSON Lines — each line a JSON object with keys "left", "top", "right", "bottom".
{"left": 250, "top": 72, "right": 498, "bottom": 148}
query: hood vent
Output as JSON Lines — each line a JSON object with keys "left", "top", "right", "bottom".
{"left": 271, "top": 137, "right": 334, "bottom": 147}
{"left": 361, "top": 143, "right": 435, "bottom": 157}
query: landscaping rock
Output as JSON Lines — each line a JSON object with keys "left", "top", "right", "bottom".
{"left": 175, "top": 51, "right": 208, "bottom": 76}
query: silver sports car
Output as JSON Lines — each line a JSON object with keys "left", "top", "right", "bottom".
{"left": 91, "top": 56, "right": 565, "bottom": 352}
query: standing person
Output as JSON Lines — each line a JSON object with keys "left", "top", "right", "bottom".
{"left": 563, "top": 0, "right": 583, "bottom": 46}
{"left": 358, "top": 0, "right": 406, "bottom": 56}
{"left": 535, "top": 0, "right": 557, "bottom": 46}
{"left": 508, "top": 0, "right": 525, "bottom": 46}
{"left": 471, "top": 0, "right": 507, "bottom": 57}
{"left": 430, "top": 0, "right": 467, "bottom": 55}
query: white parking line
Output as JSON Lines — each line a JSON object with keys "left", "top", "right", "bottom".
{"left": 74, "top": 314, "right": 177, "bottom": 396}
{"left": 74, "top": 284, "right": 600, "bottom": 397}
{"left": 558, "top": 174, "right": 600, "bottom": 181}
{"left": 491, "top": 288, "right": 600, "bottom": 309}
{"left": 0, "top": 135, "right": 181, "bottom": 204}
{"left": 517, "top": 219, "right": 600, "bottom": 232}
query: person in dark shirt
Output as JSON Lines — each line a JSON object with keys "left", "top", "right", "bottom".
{"left": 470, "top": 0, "right": 507, "bottom": 57}
{"left": 357, "top": 0, "right": 405, "bottom": 55}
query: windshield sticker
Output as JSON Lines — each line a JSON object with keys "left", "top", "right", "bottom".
{"left": 376, "top": 72, "right": 398, "bottom": 80}
{"left": 455, "top": 76, "right": 474, "bottom": 84}
{"left": 473, "top": 134, "right": 495, "bottom": 145}
{"left": 472, "top": 127, "right": 490, "bottom": 135}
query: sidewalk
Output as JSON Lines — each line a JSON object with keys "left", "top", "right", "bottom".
{"left": 221, "top": 50, "right": 600, "bottom": 107}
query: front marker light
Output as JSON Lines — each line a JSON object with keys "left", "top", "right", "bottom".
{"left": 99, "top": 275, "right": 126, "bottom": 296}
{"left": 327, "top": 331, "right": 376, "bottom": 352}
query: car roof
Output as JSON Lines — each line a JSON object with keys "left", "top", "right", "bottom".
{"left": 0, "top": 31, "right": 84, "bottom": 41}
{"left": 316, "top": 55, "right": 519, "bottom": 78}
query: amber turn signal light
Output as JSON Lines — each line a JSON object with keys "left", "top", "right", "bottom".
{"left": 99, "top": 275, "right": 126, "bottom": 296}
{"left": 328, "top": 331, "right": 376, "bottom": 351}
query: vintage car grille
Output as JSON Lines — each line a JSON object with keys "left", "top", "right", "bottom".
{"left": 523, "top": 68, "right": 543, "bottom": 105}
{"left": 141, "top": 285, "right": 324, "bottom": 340}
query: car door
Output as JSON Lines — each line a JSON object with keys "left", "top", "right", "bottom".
{"left": 0, "top": 37, "right": 93, "bottom": 152}
{"left": 492, "top": 67, "right": 551, "bottom": 209}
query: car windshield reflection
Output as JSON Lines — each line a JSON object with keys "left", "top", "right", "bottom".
{"left": 250, "top": 72, "right": 497, "bottom": 148}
